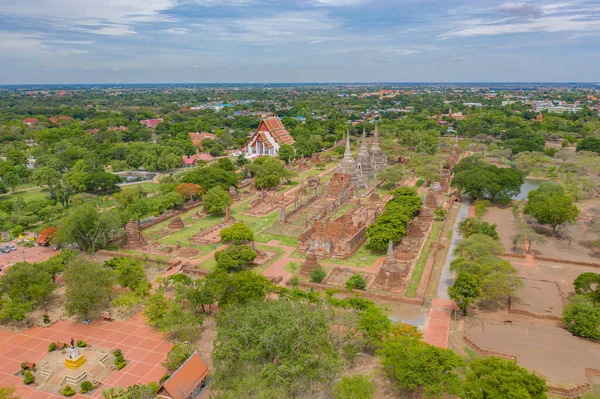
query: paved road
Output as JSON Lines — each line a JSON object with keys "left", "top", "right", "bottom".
{"left": 436, "top": 202, "right": 470, "bottom": 299}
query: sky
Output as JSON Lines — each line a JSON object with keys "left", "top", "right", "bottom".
{"left": 0, "top": 0, "right": 599, "bottom": 84}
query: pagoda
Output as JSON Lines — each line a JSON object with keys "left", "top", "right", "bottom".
{"left": 336, "top": 132, "right": 367, "bottom": 188}
{"left": 369, "top": 124, "right": 388, "bottom": 172}
{"left": 372, "top": 241, "right": 405, "bottom": 291}
{"left": 356, "top": 126, "right": 374, "bottom": 179}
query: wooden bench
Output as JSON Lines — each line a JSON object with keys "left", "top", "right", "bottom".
{"left": 101, "top": 311, "right": 113, "bottom": 321}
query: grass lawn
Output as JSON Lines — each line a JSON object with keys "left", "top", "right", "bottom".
{"left": 254, "top": 233, "right": 298, "bottom": 247}
{"left": 276, "top": 181, "right": 299, "bottom": 193}
{"left": 404, "top": 220, "right": 442, "bottom": 297}
{"left": 284, "top": 261, "right": 300, "bottom": 274}
{"left": 331, "top": 203, "right": 355, "bottom": 219}
{"left": 251, "top": 244, "right": 285, "bottom": 274}
{"left": 0, "top": 187, "right": 49, "bottom": 202}
{"left": 289, "top": 243, "right": 383, "bottom": 268}
{"left": 196, "top": 256, "right": 217, "bottom": 271}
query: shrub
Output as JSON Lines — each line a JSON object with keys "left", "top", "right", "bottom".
{"left": 160, "top": 374, "right": 171, "bottom": 384}
{"left": 20, "top": 362, "right": 27, "bottom": 371}
{"left": 163, "top": 343, "right": 194, "bottom": 372}
{"left": 434, "top": 206, "right": 447, "bottom": 219}
{"left": 116, "top": 361, "right": 127, "bottom": 370}
{"left": 112, "top": 349, "right": 122, "bottom": 357}
{"left": 289, "top": 276, "right": 299, "bottom": 287}
{"left": 23, "top": 371, "right": 34, "bottom": 385}
{"left": 310, "top": 266, "right": 327, "bottom": 283}
{"left": 62, "top": 385, "right": 76, "bottom": 396}
{"left": 43, "top": 314, "right": 50, "bottom": 324}
{"left": 80, "top": 381, "right": 93, "bottom": 393}
{"left": 48, "top": 342, "right": 57, "bottom": 352}
{"left": 76, "top": 340, "right": 87, "bottom": 348}
{"left": 114, "top": 355, "right": 124, "bottom": 365}
{"left": 474, "top": 199, "right": 490, "bottom": 218}
{"left": 345, "top": 274, "right": 367, "bottom": 290}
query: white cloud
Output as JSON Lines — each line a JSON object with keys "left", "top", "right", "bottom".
{"left": 164, "top": 28, "right": 189, "bottom": 35}
{"left": 306, "top": 0, "right": 369, "bottom": 6}
{"left": 0, "top": 0, "right": 176, "bottom": 36}
{"left": 444, "top": 15, "right": 600, "bottom": 37}
{"left": 497, "top": 2, "right": 542, "bottom": 16}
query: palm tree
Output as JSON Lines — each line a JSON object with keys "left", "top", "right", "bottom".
{"left": 102, "top": 387, "right": 125, "bottom": 399}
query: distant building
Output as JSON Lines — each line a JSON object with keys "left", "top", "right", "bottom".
{"left": 536, "top": 112, "right": 544, "bottom": 122}
{"left": 140, "top": 118, "right": 164, "bottom": 129}
{"left": 23, "top": 118, "right": 38, "bottom": 126}
{"left": 49, "top": 116, "right": 72, "bottom": 123}
{"left": 182, "top": 150, "right": 213, "bottom": 167}
{"left": 244, "top": 117, "right": 295, "bottom": 158}
{"left": 157, "top": 352, "right": 210, "bottom": 399}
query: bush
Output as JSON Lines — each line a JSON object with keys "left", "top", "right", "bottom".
{"left": 289, "top": 276, "right": 299, "bottom": 287}
{"left": 23, "top": 371, "right": 34, "bottom": 385}
{"left": 116, "top": 361, "right": 127, "bottom": 370}
{"left": 219, "top": 222, "right": 254, "bottom": 243}
{"left": 474, "top": 199, "right": 490, "bottom": 218}
{"left": 114, "top": 355, "right": 124, "bottom": 365}
{"left": 20, "top": 362, "right": 27, "bottom": 371}
{"left": 333, "top": 375, "right": 375, "bottom": 399}
{"left": 434, "top": 206, "right": 447, "bottom": 219}
{"left": 76, "top": 340, "right": 87, "bottom": 348}
{"left": 163, "top": 342, "right": 194, "bottom": 371}
{"left": 43, "top": 314, "right": 50, "bottom": 324}
{"left": 62, "top": 385, "right": 76, "bottom": 396}
{"left": 112, "top": 349, "right": 122, "bottom": 357}
{"left": 345, "top": 275, "right": 367, "bottom": 290}
{"left": 80, "top": 381, "right": 93, "bottom": 393}
{"left": 310, "top": 266, "right": 327, "bottom": 283}
{"left": 160, "top": 374, "right": 171, "bottom": 384}
{"left": 48, "top": 342, "right": 57, "bottom": 352}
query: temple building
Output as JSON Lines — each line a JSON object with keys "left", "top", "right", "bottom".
{"left": 336, "top": 132, "right": 368, "bottom": 188}
{"left": 244, "top": 117, "right": 295, "bottom": 158}
{"left": 356, "top": 127, "right": 374, "bottom": 179}
{"left": 369, "top": 124, "right": 388, "bottom": 172}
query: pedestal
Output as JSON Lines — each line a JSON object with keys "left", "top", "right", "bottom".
{"left": 64, "top": 355, "right": 86, "bottom": 370}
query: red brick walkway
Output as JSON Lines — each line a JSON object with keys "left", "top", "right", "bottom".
{"left": 0, "top": 313, "right": 171, "bottom": 398}
{"left": 424, "top": 299, "right": 458, "bottom": 349}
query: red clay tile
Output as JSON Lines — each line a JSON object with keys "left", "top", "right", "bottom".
{"left": 140, "top": 351, "right": 166, "bottom": 366}
{"left": 125, "top": 361, "right": 155, "bottom": 378}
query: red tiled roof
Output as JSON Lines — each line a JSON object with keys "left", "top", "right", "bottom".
{"left": 23, "top": 118, "right": 38, "bottom": 124}
{"left": 244, "top": 117, "right": 295, "bottom": 149}
{"left": 140, "top": 118, "right": 164, "bottom": 129}
{"left": 157, "top": 352, "right": 209, "bottom": 399}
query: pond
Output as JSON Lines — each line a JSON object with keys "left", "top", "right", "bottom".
{"left": 113, "top": 171, "right": 157, "bottom": 183}
{"left": 512, "top": 178, "right": 547, "bottom": 200}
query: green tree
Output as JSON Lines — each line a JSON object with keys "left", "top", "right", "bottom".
{"left": 457, "top": 217, "right": 499, "bottom": 240}
{"left": 332, "top": 375, "right": 375, "bottom": 399}
{"left": 214, "top": 244, "right": 257, "bottom": 271}
{"left": 416, "top": 134, "right": 438, "bottom": 155}
{"left": 577, "top": 137, "right": 600, "bottom": 153}
{"left": 454, "top": 234, "right": 504, "bottom": 260}
{"left": 377, "top": 165, "right": 405, "bottom": 188}
{"left": 213, "top": 300, "right": 340, "bottom": 398}
{"left": 464, "top": 357, "right": 547, "bottom": 399}
{"left": 202, "top": 186, "right": 232, "bottom": 214}
{"left": 357, "top": 305, "right": 392, "bottom": 347}
{"left": 63, "top": 258, "right": 115, "bottom": 319}
{"left": 278, "top": 144, "right": 295, "bottom": 163}
{"left": 219, "top": 222, "right": 254, "bottom": 243}
{"left": 573, "top": 272, "right": 600, "bottom": 299}
{"left": 310, "top": 266, "right": 327, "bottom": 283}
{"left": 111, "top": 257, "right": 147, "bottom": 291}
{"left": 377, "top": 337, "right": 464, "bottom": 398}
{"left": 524, "top": 183, "right": 580, "bottom": 236}
{"left": 346, "top": 274, "right": 367, "bottom": 290}
{"left": 55, "top": 204, "right": 120, "bottom": 253}
{"left": 448, "top": 272, "right": 481, "bottom": 315}
{"left": 562, "top": 295, "right": 600, "bottom": 339}
{"left": 3, "top": 172, "right": 21, "bottom": 193}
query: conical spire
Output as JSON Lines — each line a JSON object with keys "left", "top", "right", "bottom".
{"left": 386, "top": 240, "right": 394, "bottom": 258}
{"left": 343, "top": 131, "right": 353, "bottom": 158}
